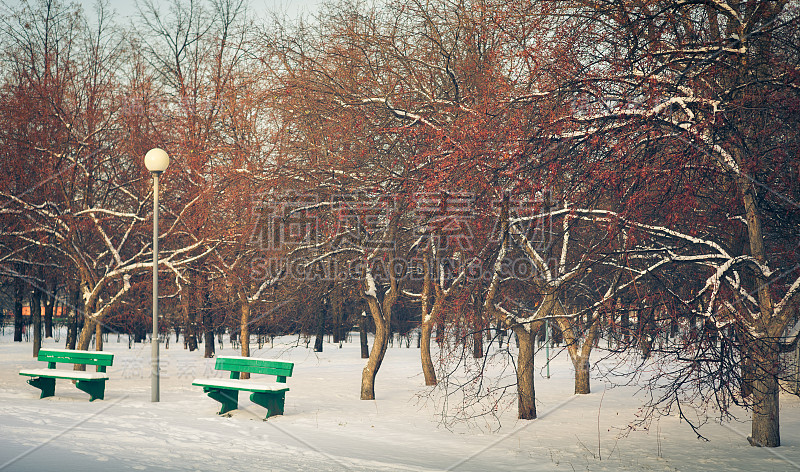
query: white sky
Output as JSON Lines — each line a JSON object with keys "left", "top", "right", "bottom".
{"left": 9, "top": 0, "right": 324, "bottom": 22}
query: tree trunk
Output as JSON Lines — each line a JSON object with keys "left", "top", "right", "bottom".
{"left": 556, "top": 308, "right": 599, "bottom": 395}
{"left": 13, "top": 279, "right": 24, "bottom": 342}
{"left": 332, "top": 288, "right": 343, "bottom": 344}
{"left": 749, "top": 345, "right": 780, "bottom": 447}
{"left": 483, "top": 197, "right": 536, "bottom": 418}
{"left": 76, "top": 314, "right": 96, "bottom": 352}
{"left": 204, "top": 328, "right": 215, "bottom": 358}
{"left": 77, "top": 317, "right": 95, "bottom": 350}
{"left": 134, "top": 319, "right": 146, "bottom": 343}
{"left": 361, "top": 251, "right": 400, "bottom": 400}
{"left": 574, "top": 357, "right": 590, "bottom": 394}
{"left": 514, "top": 325, "right": 536, "bottom": 419}
{"left": 740, "top": 170, "right": 780, "bottom": 447}
{"left": 420, "top": 249, "right": 436, "bottom": 385}
{"left": 314, "top": 301, "right": 325, "bottom": 353}
{"left": 497, "top": 322, "right": 505, "bottom": 348}
{"left": 793, "top": 340, "right": 800, "bottom": 396}
{"left": 420, "top": 321, "right": 436, "bottom": 385}
{"left": 44, "top": 286, "right": 55, "bottom": 338}
{"left": 95, "top": 322, "right": 103, "bottom": 351}
{"left": 361, "top": 298, "right": 390, "bottom": 400}
{"left": 76, "top": 282, "right": 98, "bottom": 356}
{"left": 31, "top": 287, "right": 42, "bottom": 357}
{"left": 472, "top": 328, "right": 484, "bottom": 359}
{"left": 202, "top": 293, "right": 215, "bottom": 358}
{"left": 182, "top": 289, "right": 198, "bottom": 351}
{"left": 240, "top": 295, "right": 250, "bottom": 379}
{"left": 669, "top": 315, "right": 678, "bottom": 338}
{"left": 75, "top": 313, "right": 96, "bottom": 371}
{"left": 741, "top": 350, "right": 754, "bottom": 398}
{"left": 360, "top": 312, "right": 369, "bottom": 359}
{"left": 65, "top": 287, "right": 80, "bottom": 349}
{"left": 472, "top": 293, "right": 486, "bottom": 358}
{"left": 621, "top": 311, "right": 630, "bottom": 343}
{"left": 639, "top": 322, "right": 653, "bottom": 359}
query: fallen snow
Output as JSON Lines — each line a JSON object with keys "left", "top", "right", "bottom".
{"left": 0, "top": 330, "right": 798, "bottom": 471}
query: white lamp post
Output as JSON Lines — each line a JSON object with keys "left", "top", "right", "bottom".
{"left": 145, "top": 148, "right": 169, "bottom": 403}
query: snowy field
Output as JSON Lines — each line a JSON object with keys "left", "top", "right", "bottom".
{"left": 1, "top": 330, "right": 799, "bottom": 472}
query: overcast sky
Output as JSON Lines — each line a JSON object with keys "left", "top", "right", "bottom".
{"left": 8, "top": 0, "right": 324, "bottom": 22}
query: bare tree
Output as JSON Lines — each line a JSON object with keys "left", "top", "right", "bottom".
{"left": 528, "top": 0, "right": 800, "bottom": 447}
{"left": 0, "top": 0, "right": 211, "bottom": 355}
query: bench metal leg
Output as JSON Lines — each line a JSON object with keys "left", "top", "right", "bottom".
{"left": 250, "top": 391, "right": 285, "bottom": 419}
{"left": 205, "top": 388, "right": 238, "bottom": 415}
{"left": 28, "top": 377, "right": 56, "bottom": 399}
{"left": 76, "top": 379, "right": 106, "bottom": 401}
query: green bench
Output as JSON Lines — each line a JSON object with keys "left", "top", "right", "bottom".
{"left": 19, "top": 349, "right": 114, "bottom": 401}
{"left": 193, "top": 356, "right": 294, "bottom": 419}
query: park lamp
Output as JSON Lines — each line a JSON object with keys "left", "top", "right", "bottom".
{"left": 145, "top": 148, "right": 170, "bottom": 173}
{"left": 145, "top": 148, "right": 169, "bottom": 402}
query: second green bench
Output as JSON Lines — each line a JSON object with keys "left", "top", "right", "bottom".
{"left": 192, "top": 356, "right": 294, "bottom": 419}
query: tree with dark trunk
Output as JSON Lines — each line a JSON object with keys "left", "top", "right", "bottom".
{"left": 182, "top": 283, "right": 199, "bottom": 351}
{"left": 65, "top": 286, "right": 80, "bottom": 350}
{"left": 30, "top": 285, "right": 42, "bottom": 357}
{"left": 43, "top": 282, "right": 56, "bottom": 339}
{"left": 313, "top": 297, "right": 325, "bottom": 353}
{"left": 412, "top": 238, "right": 474, "bottom": 386}
{"left": 532, "top": 0, "right": 800, "bottom": 447}
{"left": 0, "top": 0, "right": 211, "bottom": 357}
{"left": 360, "top": 215, "right": 405, "bottom": 400}
{"left": 360, "top": 313, "right": 369, "bottom": 359}
{"left": 512, "top": 326, "right": 536, "bottom": 419}
{"left": 13, "top": 276, "right": 23, "bottom": 342}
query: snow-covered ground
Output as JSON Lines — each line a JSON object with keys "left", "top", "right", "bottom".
{"left": 1, "top": 331, "right": 799, "bottom": 471}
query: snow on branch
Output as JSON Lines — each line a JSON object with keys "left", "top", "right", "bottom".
{"left": 337, "top": 97, "right": 440, "bottom": 131}
{"left": 671, "top": 46, "right": 747, "bottom": 55}
{"left": 75, "top": 208, "right": 146, "bottom": 220}
{"left": 302, "top": 248, "right": 364, "bottom": 267}
{"left": 509, "top": 224, "right": 553, "bottom": 282}
{"left": 674, "top": 0, "right": 740, "bottom": 22}
{"left": 365, "top": 272, "right": 378, "bottom": 298}
{"left": 775, "top": 273, "right": 800, "bottom": 326}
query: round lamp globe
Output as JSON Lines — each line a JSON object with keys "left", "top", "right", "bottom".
{"left": 145, "top": 148, "right": 169, "bottom": 173}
